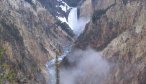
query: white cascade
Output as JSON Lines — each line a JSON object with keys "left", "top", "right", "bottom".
{"left": 47, "top": 3, "right": 90, "bottom": 84}
{"left": 68, "top": 8, "right": 90, "bottom": 36}
{"left": 68, "top": 8, "right": 78, "bottom": 31}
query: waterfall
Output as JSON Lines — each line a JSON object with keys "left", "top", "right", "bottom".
{"left": 47, "top": 3, "right": 90, "bottom": 84}
{"left": 68, "top": 8, "right": 78, "bottom": 31}
{"left": 68, "top": 8, "right": 90, "bottom": 36}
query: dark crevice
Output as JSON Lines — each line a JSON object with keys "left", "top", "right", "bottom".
{"left": 122, "top": 0, "right": 128, "bottom": 5}
{"left": 92, "top": 0, "right": 116, "bottom": 23}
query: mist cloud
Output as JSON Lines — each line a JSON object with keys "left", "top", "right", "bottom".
{"left": 60, "top": 48, "right": 110, "bottom": 84}
{"left": 74, "top": 17, "right": 90, "bottom": 36}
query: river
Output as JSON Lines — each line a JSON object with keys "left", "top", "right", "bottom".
{"left": 46, "top": 45, "right": 72, "bottom": 84}
{"left": 46, "top": 2, "right": 89, "bottom": 84}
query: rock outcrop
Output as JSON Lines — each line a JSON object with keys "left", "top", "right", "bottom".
{"left": 78, "top": 0, "right": 93, "bottom": 17}
{"left": 0, "top": 0, "right": 74, "bottom": 83}
{"left": 38, "top": 0, "right": 68, "bottom": 19}
{"left": 75, "top": 0, "right": 143, "bottom": 50}
{"left": 103, "top": 25, "right": 146, "bottom": 84}
{"left": 74, "top": 0, "right": 146, "bottom": 83}
{"left": 63, "top": 0, "right": 83, "bottom": 7}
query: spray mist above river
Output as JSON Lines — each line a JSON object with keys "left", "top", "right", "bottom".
{"left": 60, "top": 48, "right": 110, "bottom": 84}
{"left": 68, "top": 8, "right": 90, "bottom": 36}
{"left": 57, "top": 3, "right": 90, "bottom": 36}
{"left": 47, "top": 1, "right": 109, "bottom": 84}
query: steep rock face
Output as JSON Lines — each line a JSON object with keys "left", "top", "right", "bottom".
{"left": 38, "top": 0, "right": 83, "bottom": 22}
{"left": 103, "top": 25, "right": 146, "bottom": 84}
{"left": 92, "top": 0, "right": 116, "bottom": 10}
{"left": 75, "top": 0, "right": 146, "bottom": 83}
{"left": 0, "top": 0, "right": 74, "bottom": 83}
{"left": 78, "top": 0, "right": 116, "bottom": 18}
{"left": 63, "top": 0, "right": 83, "bottom": 7}
{"left": 38, "top": 0, "right": 69, "bottom": 19}
{"left": 75, "top": 0, "right": 143, "bottom": 50}
{"left": 79, "top": 0, "right": 93, "bottom": 17}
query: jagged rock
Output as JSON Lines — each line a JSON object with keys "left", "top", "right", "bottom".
{"left": 75, "top": 0, "right": 146, "bottom": 83}
{"left": 0, "top": 0, "right": 74, "bottom": 83}
{"left": 103, "top": 24, "right": 146, "bottom": 84}
{"left": 78, "top": 0, "right": 93, "bottom": 17}
{"left": 75, "top": 0, "right": 143, "bottom": 50}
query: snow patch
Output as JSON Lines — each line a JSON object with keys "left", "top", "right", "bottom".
{"left": 56, "top": 0, "right": 71, "bottom": 24}
{"left": 59, "top": 0, "right": 70, "bottom": 12}
{"left": 57, "top": 17, "right": 68, "bottom": 23}
{"left": 57, "top": 7, "right": 90, "bottom": 35}
{"left": 60, "top": 5, "right": 67, "bottom": 12}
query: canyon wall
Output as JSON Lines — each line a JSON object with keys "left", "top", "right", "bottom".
{"left": 0, "top": 0, "right": 74, "bottom": 83}
{"left": 75, "top": 0, "right": 146, "bottom": 83}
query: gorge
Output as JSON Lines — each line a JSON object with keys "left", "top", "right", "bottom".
{"left": 0, "top": 0, "right": 146, "bottom": 84}
{"left": 46, "top": 1, "right": 91, "bottom": 83}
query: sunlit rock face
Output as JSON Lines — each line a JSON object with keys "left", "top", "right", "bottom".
{"left": 0, "top": 0, "right": 74, "bottom": 83}
{"left": 79, "top": 0, "right": 93, "bottom": 18}
{"left": 75, "top": 0, "right": 144, "bottom": 50}
{"left": 74, "top": 0, "right": 146, "bottom": 84}
{"left": 103, "top": 26, "right": 146, "bottom": 84}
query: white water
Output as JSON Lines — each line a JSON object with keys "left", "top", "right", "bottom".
{"left": 57, "top": 1, "right": 90, "bottom": 36}
{"left": 68, "top": 8, "right": 90, "bottom": 35}
{"left": 47, "top": 2, "right": 90, "bottom": 84}
{"left": 46, "top": 45, "right": 72, "bottom": 84}
{"left": 68, "top": 8, "right": 78, "bottom": 31}
{"left": 74, "top": 17, "right": 90, "bottom": 36}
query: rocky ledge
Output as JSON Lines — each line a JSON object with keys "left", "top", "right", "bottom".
{"left": 74, "top": 0, "right": 146, "bottom": 83}
{"left": 0, "top": 0, "right": 74, "bottom": 83}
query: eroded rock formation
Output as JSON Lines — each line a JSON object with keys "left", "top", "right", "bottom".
{"left": 0, "top": 0, "right": 74, "bottom": 83}
{"left": 74, "top": 0, "right": 146, "bottom": 83}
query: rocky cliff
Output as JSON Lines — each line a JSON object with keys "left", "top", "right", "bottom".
{"left": 0, "top": 0, "right": 74, "bottom": 83}
{"left": 75, "top": 0, "right": 146, "bottom": 83}
{"left": 78, "top": 0, "right": 93, "bottom": 18}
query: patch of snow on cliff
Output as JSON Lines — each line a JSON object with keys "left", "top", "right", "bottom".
{"left": 56, "top": 0, "right": 71, "bottom": 23}
{"left": 59, "top": 0, "right": 70, "bottom": 12}
{"left": 57, "top": 16, "right": 68, "bottom": 23}
{"left": 60, "top": 5, "right": 67, "bottom": 12}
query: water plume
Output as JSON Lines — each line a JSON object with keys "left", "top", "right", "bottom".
{"left": 60, "top": 48, "right": 110, "bottom": 84}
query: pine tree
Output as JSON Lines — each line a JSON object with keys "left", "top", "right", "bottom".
{"left": 55, "top": 52, "right": 60, "bottom": 84}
